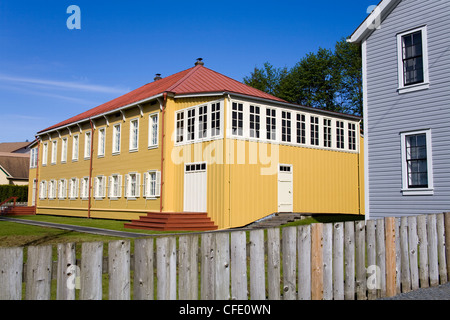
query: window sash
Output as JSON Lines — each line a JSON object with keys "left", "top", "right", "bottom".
{"left": 198, "top": 105, "right": 208, "bottom": 139}
{"left": 84, "top": 132, "right": 91, "bottom": 159}
{"left": 98, "top": 128, "right": 106, "bottom": 156}
{"left": 130, "top": 119, "right": 139, "bottom": 151}
{"left": 405, "top": 134, "right": 428, "bottom": 188}
{"left": 323, "top": 119, "right": 331, "bottom": 148}
{"left": 211, "top": 102, "right": 221, "bottom": 137}
{"left": 282, "top": 111, "right": 291, "bottom": 142}
{"left": 249, "top": 105, "right": 260, "bottom": 138}
{"left": 149, "top": 114, "right": 159, "bottom": 147}
{"left": 296, "top": 114, "right": 306, "bottom": 144}
{"left": 266, "top": 108, "right": 276, "bottom": 140}
{"left": 232, "top": 102, "right": 244, "bottom": 136}
{"left": 402, "top": 31, "right": 424, "bottom": 86}
{"left": 310, "top": 116, "right": 319, "bottom": 145}
{"left": 336, "top": 121, "right": 345, "bottom": 149}
{"left": 72, "top": 135, "right": 79, "bottom": 160}
{"left": 113, "top": 124, "right": 121, "bottom": 153}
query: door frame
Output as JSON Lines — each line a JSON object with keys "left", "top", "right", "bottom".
{"left": 183, "top": 161, "right": 207, "bottom": 212}
{"left": 278, "top": 164, "right": 293, "bottom": 212}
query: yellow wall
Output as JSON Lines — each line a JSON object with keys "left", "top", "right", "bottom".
{"left": 29, "top": 94, "right": 364, "bottom": 229}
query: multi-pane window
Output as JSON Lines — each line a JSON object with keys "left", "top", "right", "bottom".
{"left": 266, "top": 108, "right": 276, "bottom": 140}
{"left": 144, "top": 171, "right": 161, "bottom": 198}
{"left": 125, "top": 173, "right": 140, "bottom": 198}
{"left": 113, "top": 124, "right": 121, "bottom": 154}
{"left": 130, "top": 119, "right": 139, "bottom": 151}
{"left": 187, "top": 109, "right": 196, "bottom": 141}
{"left": 39, "top": 180, "right": 47, "bottom": 199}
{"left": 176, "top": 112, "right": 184, "bottom": 143}
{"left": 310, "top": 116, "right": 319, "bottom": 146}
{"left": 323, "top": 118, "right": 332, "bottom": 148}
{"left": 109, "top": 174, "right": 122, "bottom": 198}
{"left": 42, "top": 142, "right": 48, "bottom": 165}
{"left": 58, "top": 179, "right": 67, "bottom": 199}
{"left": 30, "top": 148, "right": 38, "bottom": 168}
{"left": 48, "top": 180, "right": 56, "bottom": 200}
{"left": 232, "top": 102, "right": 243, "bottom": 136}
{"left": 98, "top": 128, "right": 106, "bottom": 157}
{"left": 348, "top": 123, "right": 356, "bottom": 150}
{"left": 405, "top": 134, "right": 428, "bottom": 188}
{"left": 81, "top": 177, "right": 89, "bottom": 199}
{"left": 94, "top": 176, "right": 106, "bottom": 198}
{"left": 84, "top": 131, "right": 91, "bottom": 159}
{"left": 336, "top": 121, "right": 345, "bottom": 149}
{"left": 72, "top": 135, "right": 79, "bottom": 161}
{"left": 198, "top": 105, "right": 208, "bottom": 139}
{"left": 211, "top": 102, "right": 221, "bottom": 137}
{"left": 296, "top": 113, "right": 306, "bottom": 144}
{"left": 401, "top": 31, "right": 424, "bottom": 86}
{"left": 281, "top": 111, "right": 291, "bottom": 142}
{"left": 69, "top": 178, "right": 79, "bottom": 199}
{"left": 149, "top": 114, "right": 159, "bottom": 147}
{"left": 249, "top": 105, "right": 260, "bottom": 138}
{"left": 61, "top": 138, "right": 67, "bottom": 163}
{"left": 51, "top": 140, "right": 57, "bottom": 164}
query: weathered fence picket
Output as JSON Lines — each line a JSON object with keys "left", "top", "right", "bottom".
{"left": 1, "top": 212, "right": 449, "bottom": 301}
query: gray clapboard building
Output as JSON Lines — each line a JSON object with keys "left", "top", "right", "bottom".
{"left": 349, "top": 0, "right": 450, "bottom": 219}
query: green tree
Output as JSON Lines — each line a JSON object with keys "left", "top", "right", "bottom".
{"left": 243, "top": 62, "right": 288, "bottom": 97}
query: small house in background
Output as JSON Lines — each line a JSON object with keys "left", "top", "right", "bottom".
{"left": 0, "top": 142, "right": 31, "bottom": 185}
{"left": 28, "top": 60, "right": 364, "bottom": 230}
{"left": 348, "top": 0, "right": 450, "bottom": 219}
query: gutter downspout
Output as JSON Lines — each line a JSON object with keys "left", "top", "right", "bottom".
{"left": 87, "top": 119, "right": 95, "bottom": 218}
{"left": 160, "top": 93, "right": 167, "bottom": 212}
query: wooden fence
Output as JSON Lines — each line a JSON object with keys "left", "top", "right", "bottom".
{"left": 0, "top": 213, "right": 449, "bottom": 300}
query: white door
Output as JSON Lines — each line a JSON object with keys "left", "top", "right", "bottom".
{"left": 278, "top": 164, "right": 293, "bottom": 212}
{"left": 183, "top": 162, "right": 207, "bottom": 212}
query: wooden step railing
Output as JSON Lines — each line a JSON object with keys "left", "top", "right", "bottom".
{"left": 0, "top": 197, "right": 18, "bottom": 215}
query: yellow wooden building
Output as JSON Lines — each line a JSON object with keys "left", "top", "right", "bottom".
{"left": 28, "top": 59, "right": 364, "bottom": 230}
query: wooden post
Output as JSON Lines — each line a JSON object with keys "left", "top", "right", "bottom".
{"left": 108, "top": 240, "right": 130, "bottom": 300}
{"left": 332, "top": 222, "right": 344, "bottom": 300}
{"left": 297, "top": 225, "right": 311, "bottom": 300}
{"left": 215, "top": 232, "right": 230, "bottom": 300}
{"left": 282, "top": 226, "right": 297, "bottom": 300}
{"left": 436, "top": 213, "right": 447, "bottom": 284}
{"left": 156, "top": 237, "right": 177, "bottom": 300}
{"left": 427, "top": 214, "right": 439, "bottom": 287}
{"left": 344, "top": 221, "right": 355, "bottom": 300}
{"left": 250, "top": 229, "right": 265, "bottom": 300}
{"left": 56, "top": 243, "right": 76, "bottom": 300}
{"left": 400, "top": 217, "right": 411, "bottom": 293}
{"left": 134, "top": 238, "right": 154, "bottom": 300}
{"left": 311, "top": 223, "right": 323, "bottom": 300}
{"left": 230, "top": 231, "right": 247, "bottom": 300}
{"left": 355, "top": 220, "right": 366, "bottom": 299}
{"left": 0, "top": 247, "right": 23, "bottom": 300}
{"left": 375, "top": 219, "right": 386, "bottom": 298}
{"left": 267, "top": 228, "right": 281, "bottom": 300}
{"left": 445, "top": 212, "right": 450, "bottom": 281}
{"left": 417, "top": 215, "right": 429, "bottom": 288}
{"left": 26, "top": 245, "right": 52, "bottom": 300}
{"left": 407, "top": 216, "right": 419, "bottom": 290}
{"left": 201, "top": 233, "right": 215, "bottom": 300}
{"left": 385, "top": 217, "right": 397, "bottom": 297}
{"left": 322, "top": 223, "right": 333, "bottom": 300}
{"left": 80, "top": 242, "right": 103, "bottom": 300}
{"left": 366, "top": 220, "right": 377, "bottom": 300}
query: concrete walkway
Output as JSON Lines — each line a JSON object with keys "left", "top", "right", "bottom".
{"left": 0, "top": 216, "right": 150, "bottom": 238}
{"left": 379, "top": 282, "right": 450, "bottom": 300}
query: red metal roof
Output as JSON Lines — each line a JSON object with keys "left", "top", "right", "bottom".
{"left": 39, "top": 65, "right": 286, "bottom": 133}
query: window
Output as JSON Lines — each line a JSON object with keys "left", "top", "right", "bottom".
{"left": 249, "top": 105, "right": 260, "bottom": 138}
{"left": 61, "top": 138, "right": 68, "bottom": 163}
{"left": 58, "top": 179, "right": 67, "bottom": 200}
{"left": 266, "top": 108, "right": 276, "bottom": 140}
{"left": 72, "top": 135, "right": 79, "bottom": 161}
{"left": 129, "top": 119, "right": 139, "bottom": 151}
{"left": 348, "top": 123, "right": 357, "bottom": 151}
{"left": 125, "top": 173, "right": 140, "bottom": 198}
{"left": 296, "top": 113, "right": 306, "bottom": 144}
{"left": 143, "top": 170, "right": 161, "bottom": 198}
{"left": 94, "top": 176, "right": 106, "bottom": 199}
{"left": 69, "top": 178, "right": 79, "bottom": 199}
{"left": 336, "top": 121, "right": 345, "bottom": 149}
{"left": 81, "top": 177, "right": 89, "bottom": 199}
{"left": 401, "top": 130, "right": 433, "bottom": 195}
{"left": 148, "top": 113, "right": 159, "bottom": 148}
{"left": 198, "top": 105, "right": 208, "bottom": 139}
{"left": 397, "top": 26, "right": 429, "bottom": 93}
{"left": 279, "top": 165, "right": 292, "bottom": 172}
{"left": 282, "top": 111, "right": 291, "bottom": 142}
{"left": 109, "top": 174, "right": 122, "bottom": 199}
{"left": 42, "top": 142, "right": 48, "bottom": 165}
{"left": 30, "top": 148, "right": 38, "bottom": 168}
{"left": 323, "top": 118, "right": 332, "bottom": 148}
{"left": 84, "top": 131, "right": 91, "bottom": 159}
{"left": 310, "top": 116, "right": 319, "bottom": 146}
{"left": 176, "top": 112, "right": 184, "bottom": 143}
{"left": 98, "top": 128, "right": 106, "bottom": 157}
{"left": 113, "top": 124, "right": 121, "bottom": 154}
{"left": 187, "top": 109, "right": 196, "bottom": 141}
{"left": 232, "top": 102, "right": 243, "bottom": 136}
{"left": 51, "top": 140, "right": 57, "bottom": 164}
{"left": 48, "top": 180, "right": 56, "bottom": 200}
{"left": 211, "top": 102, "right": 221, "bottom": 137}
{"left": 39, "top": 180, "right": 47, "bottom": 199}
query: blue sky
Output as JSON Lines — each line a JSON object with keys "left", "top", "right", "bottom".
{"left": 0, "top": 0, "right": 374, "bottom": 143}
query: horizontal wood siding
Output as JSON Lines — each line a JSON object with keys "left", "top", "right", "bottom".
{"left": 365, "top": 0, "right": 450, "bottom": 218}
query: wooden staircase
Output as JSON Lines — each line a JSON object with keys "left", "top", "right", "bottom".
{"left": 124, "top": 212, "right": 218, "bottom": 231}
{"left": 0, "top": 206, "right": 36, "bottom": 216}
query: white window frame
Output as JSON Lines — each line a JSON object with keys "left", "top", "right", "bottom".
{"left": 81, "top": 177, "right": 90, "bottom": 200}
{"left": 84, "top": 131, "right": 91, "bottom": 159}
{"left": 125, "top": 172, "right": 140, "bottom": 199}
{"left": 72, "top": 134, "right": 79, "bottom": 161}
{"left": 108, "top": 174, "right": 122, "bottom": 199}
{"left": 98, "top": 127, "right": 106, "bottom": 157}
{"left": 39, "top": 180, "right": 47, "bottom": 199}
{"left": 310, "top": 116, "right": 319, "bottom": 146}
{"left": 61, "top": 138, "right": 68, "bottom": 163}
{"left": 336, "top": 120, "right": 345, "bottom": 149}
{"left": 397, "top": 25, "right": 430, "bottom": 94}
{"left": 143, "top": 170, "right": 161, "bottom": 198}
{"left": 211, "top": 102, "right": 221, "bottom": 138}
{"left": 94, "top": 175, "right": 106, "bottom": 199}
{"left": 48, "top": 179, "right": 56, "bottom": 200}
{"left": 148, "top": 113, "right": 159, "bottom": 149}
{"left": 348, "top": 123, "right": 357, "bottom": 151}
{"left": 42, "top": 142, "right": 48, "bottom": 166}
{"left": 51, "top": 140, "right": 57, "bottom": 164}
{"left": 323, "top": 118, "right": 332, "bottom": 148}
{"left": 69, "top": 178, "right": 79, "bottom": 199}
{"left": 30, "top": 148, "right": 38, "bottom": 168}
{"left": 112, "top": 123, "right": 121, "bottom": 155}
{"left": 281, "top": 110, "right": 292, "bottom": 143}
{"left": 58, "top": 179, "right": 67, "bottom": 200}
{"left": 400, "top": 129, "right": 434, "bottom": 196}
{"left": 129, "top": 118, "right": 139, "bottom": 152}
